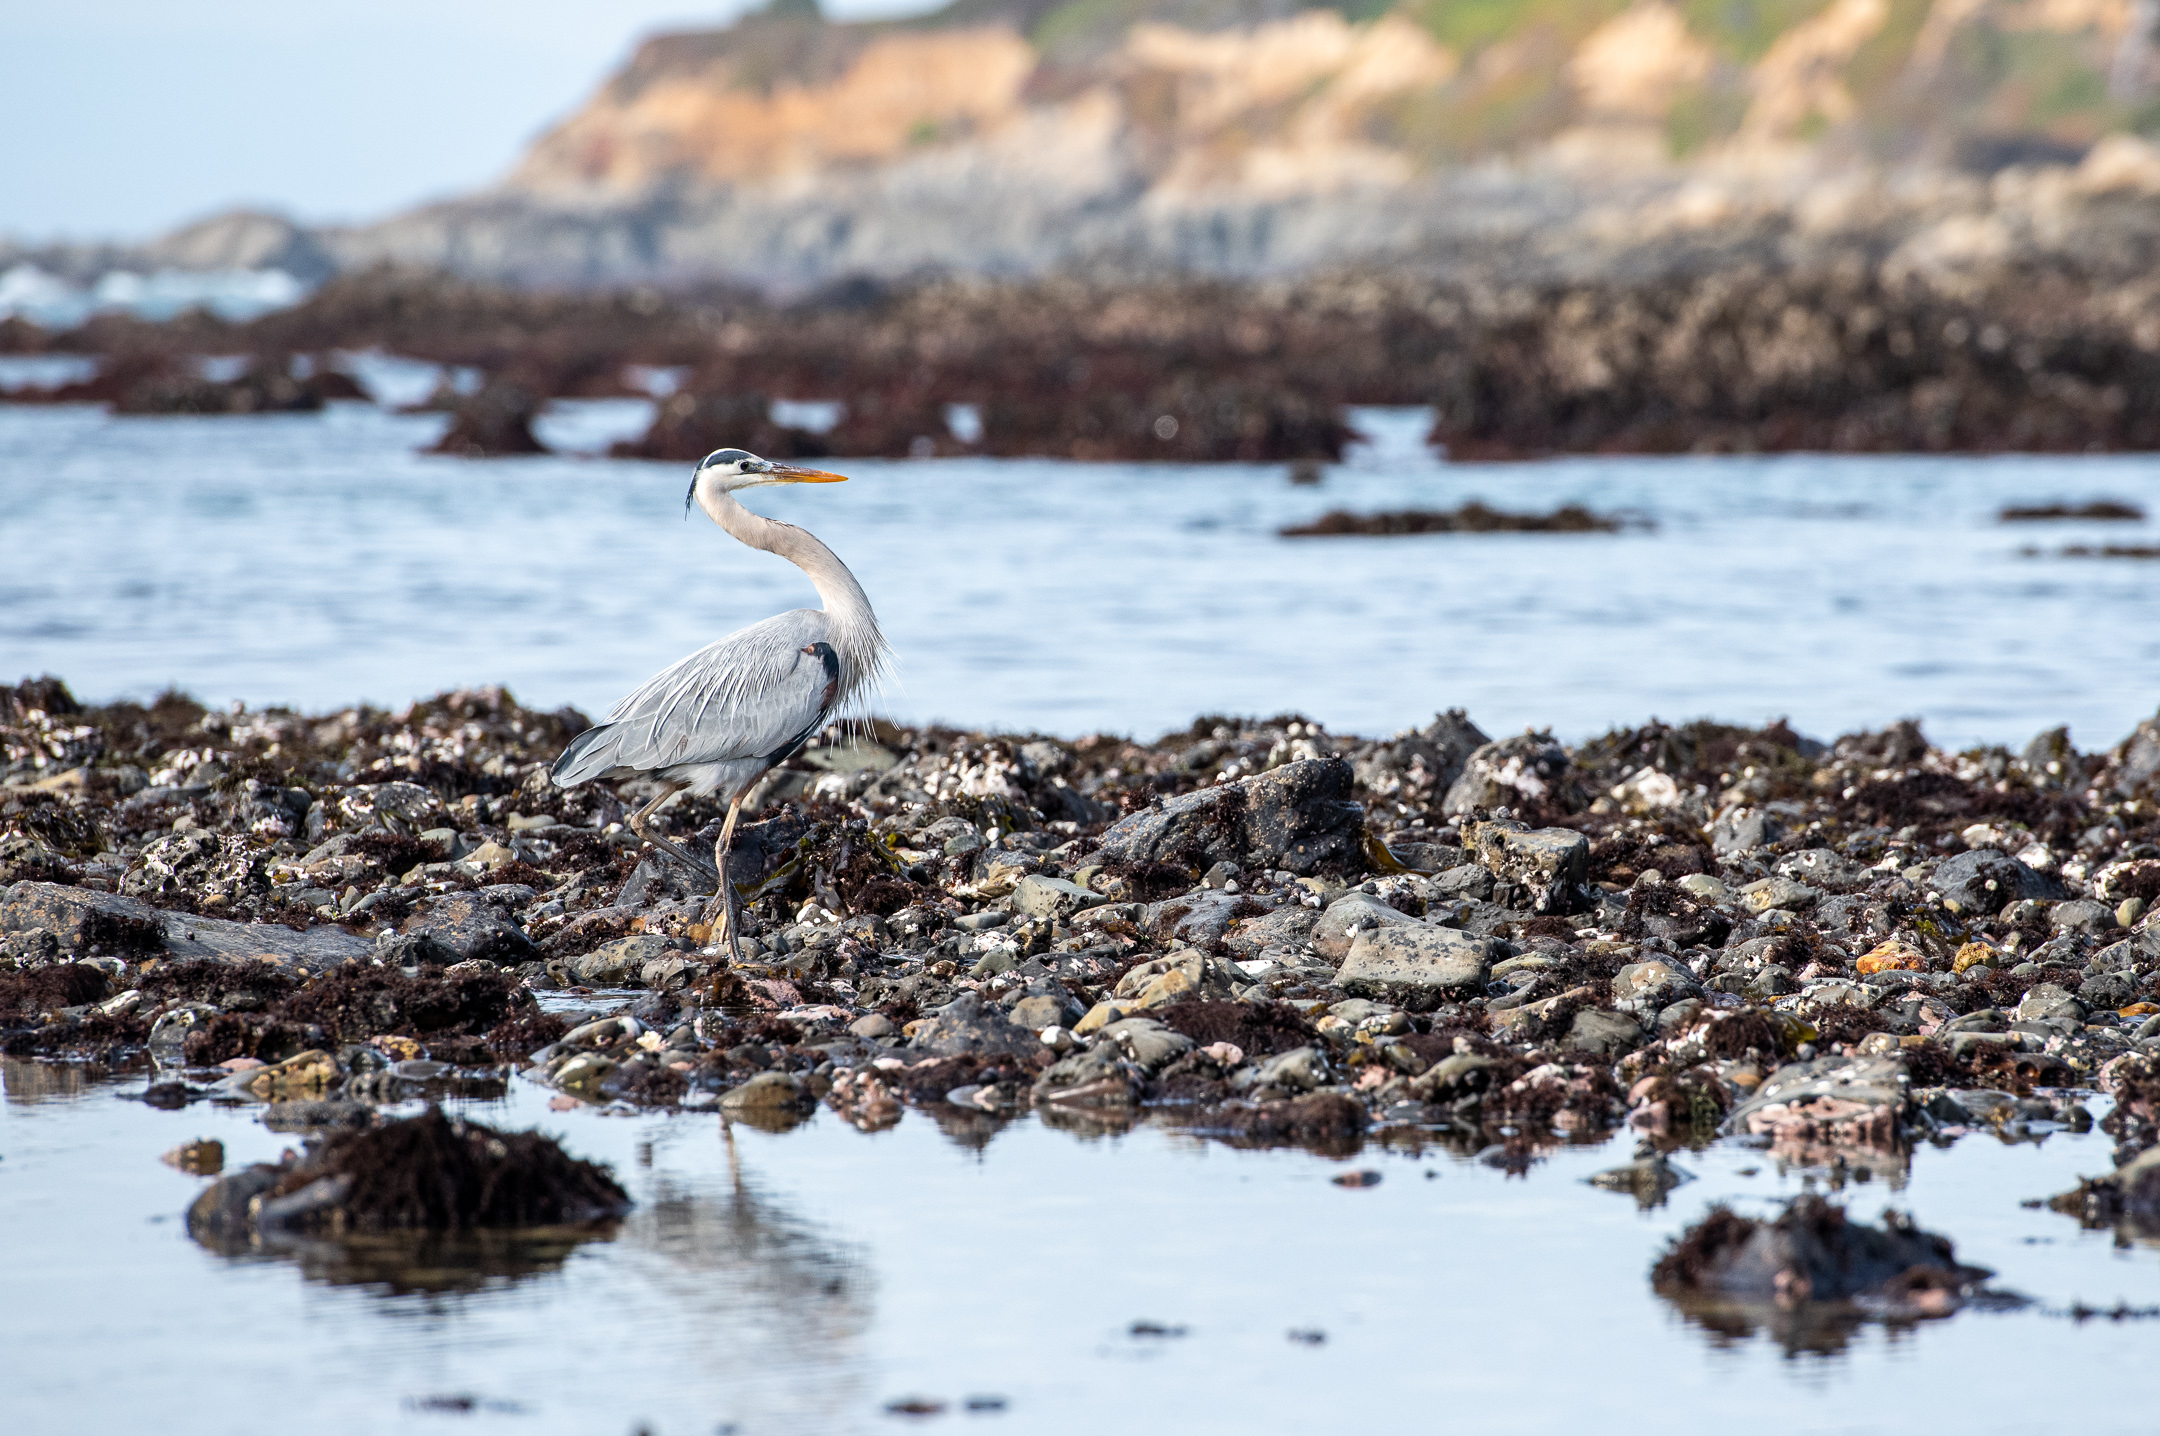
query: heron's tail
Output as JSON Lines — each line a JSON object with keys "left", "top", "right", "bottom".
{"left": 550, "top": 722, "right": 622, "bottom": 788}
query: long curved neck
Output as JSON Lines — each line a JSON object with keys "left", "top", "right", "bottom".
{"left": 697, "top": 482, "right": 886, "bottom": 697}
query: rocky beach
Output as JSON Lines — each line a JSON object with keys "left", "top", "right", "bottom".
{"left": 10, "top": 668, "right": 2160, "bottom": 1312}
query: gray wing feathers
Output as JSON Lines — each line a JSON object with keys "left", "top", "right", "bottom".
{"left": 552, "top": 610, "right": 834, "bottom": 786}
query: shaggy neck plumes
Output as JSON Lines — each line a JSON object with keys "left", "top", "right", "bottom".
{"left": 695, "top": 480, "right": 888, "bottom": 701}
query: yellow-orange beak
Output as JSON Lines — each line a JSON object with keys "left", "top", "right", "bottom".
{"left": 773, "top": 464, "right": 848, "bottom": 484}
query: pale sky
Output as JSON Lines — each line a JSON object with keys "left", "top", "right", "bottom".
{"left": 2, "top": 0, "right": 935, "bottom": 242}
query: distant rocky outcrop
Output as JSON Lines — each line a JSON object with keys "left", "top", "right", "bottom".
{"left": 19, "top": 0, "right": 2160, "bottom": 293}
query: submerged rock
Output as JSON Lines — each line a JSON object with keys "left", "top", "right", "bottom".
{"left": 1654, "top": 1196, "right": 2002, "bottom": 1333}
{"left": 187, "top": 1106, "right": 629, "bottom": 1243}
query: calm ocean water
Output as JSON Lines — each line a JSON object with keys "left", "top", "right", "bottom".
{"left": 1, "top": 388, "right": 2155, "bottom": 749}
{"left": 5, "top": 383, "right": 2160, "bottom": 1434}
{"left": 5, "top": 1061, "right": 2153, "bottom": 1436}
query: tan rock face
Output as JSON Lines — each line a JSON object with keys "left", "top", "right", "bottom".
{"left": 309, "top": 0, "right": 2160, "bottom": 283}
{"left": 507, "top": 10, "right": 1452, "bottom": 202}
{"left": 1569, "top": 4, "right": 1711, "bottom": 119}
{"left": 512, "top": 26, "right": 1038, "bottom": 193}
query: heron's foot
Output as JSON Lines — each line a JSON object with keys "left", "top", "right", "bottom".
{"left": 712, "top": 877, "right": 747, "bottom": 966}
{"left": 633, "top": 826, "right": 721, "bottom": 885}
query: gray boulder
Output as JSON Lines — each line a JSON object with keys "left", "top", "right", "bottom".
{"left": 565, "top": 934, "right": 671, "bottom": 986}
{"left": 2106, "top": 710, "right": 2160, "bottom": 798}
{"left": 1711, "top": 808, "right": 1783, "bottom": 856}
{"left": 1011, "top": 873, "right": 1105, "bottom": 922}
{"left": 1354, "top": 709, "right": 1490, "bottom": 799}
{"left": 1093, "top": 757, "right": 1365, "bottom": 879}
{"left": 1441, "top": 732, "right": 1572, "bottom": 817}
{"left": 1928, "top": 849, "right": 2062, "bottom": 916}
{"left": 909, "top": 991, "right": 1043, "bottom": 1058}
{"left": 1095, "top": 1017, "right": 1195, "bottom": 1071}
{"left": 1312, "top": 891, "right": 1417, "bottom": 960}
{"left": 1654, "top": 1195, "right": 1989, "bottom": 1304}
{"left": 2050, "top": 899, "right": 2117, "bottom": 934}
{"left": 1468, "top": 822, "right": 1588, "bottom": 915}
{"left": 1, "top": 880, "right": 369, "bottom": 974}
{"left": 400, "top": 892, "right": 538, "bottom": 966}
{"left": 1775, "top": 849, "right": 1868, "bottom": 892}
{"left": 1567, "top": 1009, "right": 1644, "bottom": 1056}
{"left": 1145, "top": 888, "right": 1265, "bottom": 948}
{"left": 1337, "top": 925, "right": 1496, "bottom": 1005}
{"left": 1222, "top": 904, "right": 1318, "bottom": 956}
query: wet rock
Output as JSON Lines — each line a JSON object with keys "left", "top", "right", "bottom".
{"left": 1442, "top": 732, "right": 1571, "bottom": 817}
{"left": 1425, "top": 863, "right": 1494, "bottom": 901}
{"left": 1722, "top": 1054, "right": 1908, "bottom": 1163}
{"left": 1928, "top": 848, "right": 2061, "bottom": 916}
{"left": 1095, "top": 1016, "right": 1195, "bottom": 1071}
{"left": 223, "top": 1048, "right": 341, "bottom": 1100}
{"left": 1010, "top": 873, "right": 1105, "bottom": 922}
{"left": 2, "top": 880, "right": 370, "bottom": 973}
{"left": 910, "top": 990, "right": 1042, "bottom": 1058}
{"left": 1336, "top": 926, "right": 1496, "bottom": 1005}
{"left": 1739, "top": 877, "right": 1820, "bottom": 913}
{"left": 2050, "top": 899, "right": 2118, "bottom": 934}
{"left": 0, "top": 833, "right": 78, "bottom": 884}
{"left": 1092, "top": 758, "right": 1365, "bottom": 879}
{"left": 263, "top": 1099, "right": 377, "bottom": 1133}
{"left": 426, "top": 380, "right": 549, "bottom": 458}
{"left": 1654, "top": 1196, "right": 1998, "bottom": 1321}
{"left": 1775, "top": 849, "right": 1868, "bottom": 892}
{"left": 147, "top": 1003, "right": 218, "bottom": 1062}
{"left": 1008, "top": 994, "right": 1067, "bottom": 1030}
{"left": 1034, "top": 1044, "right": 1143, "bottom": 1107}
{"left": 566, "top": 934, "right": 673, "bottom": 987}
{"left": 719, "top": 1070, "right": 812, "bottom": 1114}
{"left": 1, "top": 880, "right": 166, "bottom": 954}
{"left": 1618, "top": 884, "right": 1731, "bottom": 949}
{"left": 616, "top": 856, "right": 700, "bottom": 909}
{"left": 1588, "top": 1151, "right": 1691, "bottom": 1207}
{"left": 2080, "top": 971, "right": 2138, "bottom": 1010}
{"left": 2048, "top": 1144, "right": 2160, "bottom": 1238}
{"left": 1611, "top": 960, "right": 1695, "bottom": 1012}
{"left": 400, "top": 893, "right": 538, "bottom": 966}
{"left": 1250, "top": 1045, "right": 1328, "bottom": 1093}
{"left": 1311, "top": 891, "right": 1417, "bottom": 959}
{"left": 1408, "top": 1052, "right": 1496, "bottom": 1101}
{"left": 1144, "top": 889, "right": 1258, "bottom": 949}
{"left": 1353, "top": 710, "right": 1490, "bottom": 808}
{"left": 1467, "top": 823, "right": 1588, "bottom": 915}
{"left": 2016, "top": 984, "right": 2086, "bottom": 1026}
{"left": 1567, "top": 1009, "right": 1645, "bottom": 1057}
{"left": 187, "top": 1107, "right": 627, "bottom": 1243}
{"left": 1222, "top": 904, "right": 1318, "bottom": 955}
{"left": 1710, "top": 808, "right": 1783, "bottom": 856}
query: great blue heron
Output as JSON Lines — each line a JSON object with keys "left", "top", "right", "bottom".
{"left": 550, "top": 447, "right": 888, "bottom": 958}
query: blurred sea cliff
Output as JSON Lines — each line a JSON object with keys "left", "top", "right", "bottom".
{"left": 15, "top": 0, "right": 2160, "bottom": 291}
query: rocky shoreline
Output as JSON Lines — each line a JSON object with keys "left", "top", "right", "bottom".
{"left": 6, "top": 675, "right": 2160, "bottom": 1251}
{"left": 18, "top": 257, "right": 2160, "bottom": 458}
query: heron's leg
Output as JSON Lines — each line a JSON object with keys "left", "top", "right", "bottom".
{"left": 708, "top": 793, "right": 749, "bottom": 963}
{"left": 628, "top": 784, "right": 719, "bottom": 884}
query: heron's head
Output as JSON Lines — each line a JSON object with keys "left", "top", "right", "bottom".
{"left": 686, "top": 448, "right": 847, "bottom": 513}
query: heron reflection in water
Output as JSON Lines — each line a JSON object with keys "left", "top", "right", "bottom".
{"left": 550, "top": 448, "right": 889, "bottom": 957}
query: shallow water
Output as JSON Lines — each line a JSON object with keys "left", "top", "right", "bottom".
{"left": 3, "top": 1059, "right": 2156, "bottom": 1435}
{"left": 2, "top": 398, "right": 2158, "bottom": 749}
